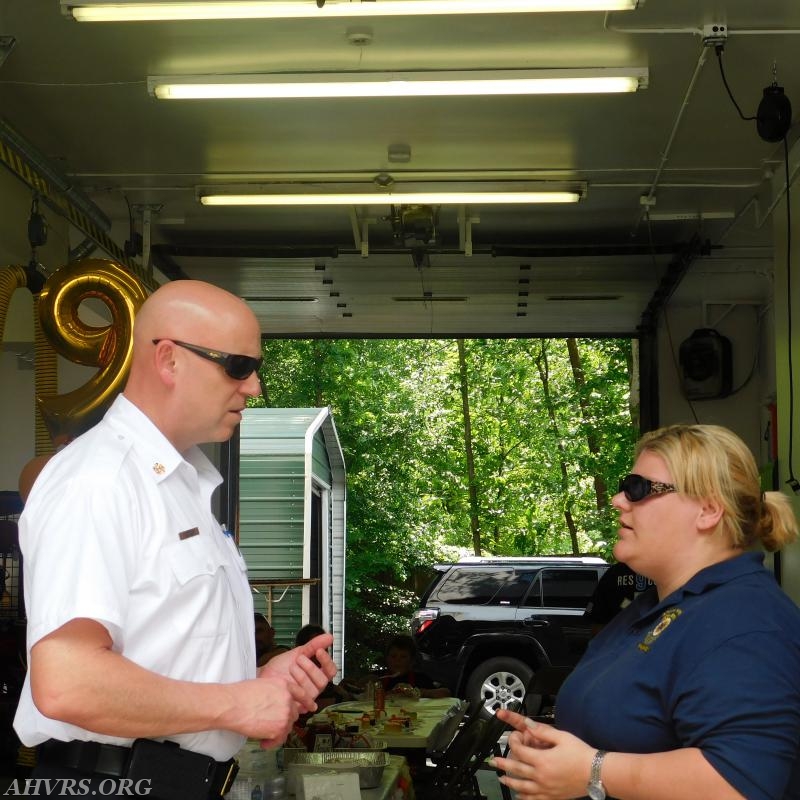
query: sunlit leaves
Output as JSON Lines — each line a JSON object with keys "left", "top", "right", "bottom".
{"left": 256, "top": 336, "right": 635, "bottom": 672}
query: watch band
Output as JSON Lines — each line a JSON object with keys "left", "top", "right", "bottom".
{"left": 587, "top": 749, "right": 607, "bottom": 800}
{"left": 590, "top": 750, "right": 607, "bottom": 783}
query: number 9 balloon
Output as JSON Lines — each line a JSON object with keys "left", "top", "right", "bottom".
{"left": 37, "top": 258, "right": 149, "bottom": 441}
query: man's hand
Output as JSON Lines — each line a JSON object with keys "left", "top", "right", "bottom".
{"left": 229, "top": 673, "right": 311, "bottom": 748}
{"left": 259, "top": 633, "right": 336, "bottom": 705}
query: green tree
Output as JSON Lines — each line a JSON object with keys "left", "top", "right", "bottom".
{"left": 249, "top": 336, "right": 636, "bottom": 672}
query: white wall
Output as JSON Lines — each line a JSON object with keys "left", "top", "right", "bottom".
{"left": 658, "top": 291, "right": 773, "bottom": 461}
{"left": 654, "top": 171, "right": 799, "bottom": 603}
{"left": 773, "top": 168, "right": 800, "bottom": 604}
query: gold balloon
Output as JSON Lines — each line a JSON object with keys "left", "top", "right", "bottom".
{"left": 37, "top": 259, "right": 149, "bottom": 440}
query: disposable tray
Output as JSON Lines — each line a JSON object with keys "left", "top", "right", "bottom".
{"left": 287, "top": 750, "right": 390, "bottom": 791}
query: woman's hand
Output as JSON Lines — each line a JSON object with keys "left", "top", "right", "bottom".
{"left": 492, "top": 709, "right": 595, "bottom": 800}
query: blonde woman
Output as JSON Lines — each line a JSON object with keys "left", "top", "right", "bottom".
{"left": 495, "top": 424, "right": 800, "bottom": 800}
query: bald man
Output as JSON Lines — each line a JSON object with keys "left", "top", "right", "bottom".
{"left": 14, "top": 281, "right": 335, "bottom": 798}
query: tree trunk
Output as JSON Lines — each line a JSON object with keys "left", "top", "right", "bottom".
{"left": 566, "top": 337, "right": 608, "bottom": 511}
{"left": 536, "top": 342, "right": 580, "bottom": 555}
{"left": 457, "top": 339, "right": 482, "bottom": 555}
{"left": 312, "top": 341, "right": 325, "bottom": 406}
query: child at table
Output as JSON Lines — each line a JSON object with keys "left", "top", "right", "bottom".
{"left": 381, "top": 635, "right": 451, "bottom": 699}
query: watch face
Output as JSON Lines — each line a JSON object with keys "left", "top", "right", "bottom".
{"left": 587, "top": 783, "right": 606, "bottom": 800}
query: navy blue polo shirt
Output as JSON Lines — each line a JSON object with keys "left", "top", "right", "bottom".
{"left": 556, "top": 552, "right": 800, "bottom": 800}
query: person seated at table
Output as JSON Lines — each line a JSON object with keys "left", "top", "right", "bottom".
{"left": 254, "top": 612, "right": 289, "bottom": 667}
{"left": 381, "top": 635, "right": 451, "bottom": 699}
{"left": 296, "top": 624, "right": 357, "bottom": 707}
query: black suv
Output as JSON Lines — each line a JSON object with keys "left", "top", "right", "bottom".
{"left": 411, "top": 556, "right": 608, "bottom": 717}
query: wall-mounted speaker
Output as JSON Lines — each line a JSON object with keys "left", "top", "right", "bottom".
{"left": 678, "top": 328, "right": 733, "bottom": 400}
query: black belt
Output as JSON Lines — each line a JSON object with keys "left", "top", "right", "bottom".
{"left": 38, "top": 739, "right": 238, "bottom": 797}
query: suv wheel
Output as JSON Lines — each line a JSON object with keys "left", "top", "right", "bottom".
{"left": 465, "top": 656, "right": 534, "bottom": 719}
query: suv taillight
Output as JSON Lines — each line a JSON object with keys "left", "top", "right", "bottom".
{"left": 411, "top": 607, "right": 439, "bottom": 635}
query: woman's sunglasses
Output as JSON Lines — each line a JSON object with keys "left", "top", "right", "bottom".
{"left": 618, "top": 473, "right": 677, "bottom": 503}
{"left": 152, "top": 339, "right": 263, "bottom": 381}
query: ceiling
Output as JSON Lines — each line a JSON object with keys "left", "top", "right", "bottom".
{"left": 0, "top": 1, "right": 798, "bottom": 337}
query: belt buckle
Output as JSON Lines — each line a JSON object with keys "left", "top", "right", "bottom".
{"left": 220, "top": 759, "right": 239, "bottom": 796}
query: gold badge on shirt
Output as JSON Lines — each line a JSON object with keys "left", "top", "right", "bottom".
{"left": 638, "top": 607, "right": 682, "bottom": 653}
{"left": 152, "top": 462, "right": 166, "bottom": 475}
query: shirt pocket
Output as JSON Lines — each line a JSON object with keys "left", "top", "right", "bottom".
{"left": 164, "top": 534, "right": 230, "bottom": 638}
{"left": 168, "top": 534, "right": 226, "bottom": 584}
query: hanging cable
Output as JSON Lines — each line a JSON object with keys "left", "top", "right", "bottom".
{"left": 714, "top": 46, "right": 756, "bottom": 121}
{"left": 713, "top": 45, "right": 796, "bottom": 488}
{"left": 783, "top": 136, "right": 799, "bottom": 492}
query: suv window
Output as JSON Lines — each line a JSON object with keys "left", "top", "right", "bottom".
{"left": 432, "top": 568, "right": 513, "bottom": 604}
{"left": 494, "top": 571, "right": 536, "bottom": 606}
{"left": 523, "top": 568, "right": 600, "bottom": 609}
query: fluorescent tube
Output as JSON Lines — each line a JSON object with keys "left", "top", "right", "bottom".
{"left": 65, "top": 0, "right": 641, "bottom": 22}
{"left": 149, "top": 68, "right": 648, "bottom": 100}
{"left": 199, "top": 191, "right": 582, "bottom": 205}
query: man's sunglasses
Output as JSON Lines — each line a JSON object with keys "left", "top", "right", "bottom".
{"left": 618, "top": 473, "right": 677, "bottom": 503}
{"left": 152, "top": 339, "right": 262, "bottom": 381}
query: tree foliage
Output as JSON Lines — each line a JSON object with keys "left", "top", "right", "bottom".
{"left": 250, "top": 337, "right": 636, "bottom": 673}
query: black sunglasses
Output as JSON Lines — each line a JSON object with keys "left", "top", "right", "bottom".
{"left": 618, "top": 473, "right": 677, "bottom": 503}
{"left": 152, "top": 339, "right": 262, "bottom": 381}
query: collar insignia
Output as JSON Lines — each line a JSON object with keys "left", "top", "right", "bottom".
{"left": 152, "top": 462, "right": 166, "bottom": 475}
{"left": 638, "top": 607, "right": 682, "bottom": 653}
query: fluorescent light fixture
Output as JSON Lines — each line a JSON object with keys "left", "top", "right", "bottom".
{"left": 64, "top": 1, "right": 641, "bottom": 22}
{"left": 149, "top": 68, "right": 648, "bottom": 100}
{"left": 200, "top": 190, "right": 582, "bottom": 206}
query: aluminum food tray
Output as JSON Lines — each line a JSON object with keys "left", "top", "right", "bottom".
{"left": 287, "top": 750, "right": 390, "bottom": 790}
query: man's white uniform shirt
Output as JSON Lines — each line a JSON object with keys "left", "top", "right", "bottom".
{"left": 14, "top": 395, "right": 256, "bottom": 761}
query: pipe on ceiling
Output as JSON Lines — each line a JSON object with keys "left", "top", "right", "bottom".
{"left": 633, "top": 43, "right": 710, "bottom": 236}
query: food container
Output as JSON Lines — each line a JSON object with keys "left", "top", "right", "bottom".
{"left": 279, "top": 748, "right": 307, "bottom": 769}
{"left": 334, "top": 731, "right": 388, "bottom": 750}
{"left": 231, "top": 744, "right": 286, "bottom": 800}
{"left": 286, "top": 750, "right": 390, "bottom": 793}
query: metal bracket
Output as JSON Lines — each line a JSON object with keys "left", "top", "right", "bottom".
{"left": 457, "top": 206, "right": 480, "bottom": 257}
{"left": 133, "top": 204, "right": 162, "bottom": 279}
{"left": 0, "top": 36, "right": 16, "bottom": 68}
{"left": 702, "top": 22, "right": 728, "bottom": 48}
{"left": 349, "top": 208, "right": 372, "bottom": 257}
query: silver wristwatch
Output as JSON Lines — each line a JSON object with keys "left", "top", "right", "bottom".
{"left": 586, "top": 749, "right": 607, "bottom": 800}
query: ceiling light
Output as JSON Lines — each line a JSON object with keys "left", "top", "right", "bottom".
{"left": 149, "top": 68, "right": 648, "bottom": 100}
{"left": 199, "top": 190, "right": 582, "bottom": 206}
{"left": 63, "top": 1, "right": 641, "bottom": 22}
